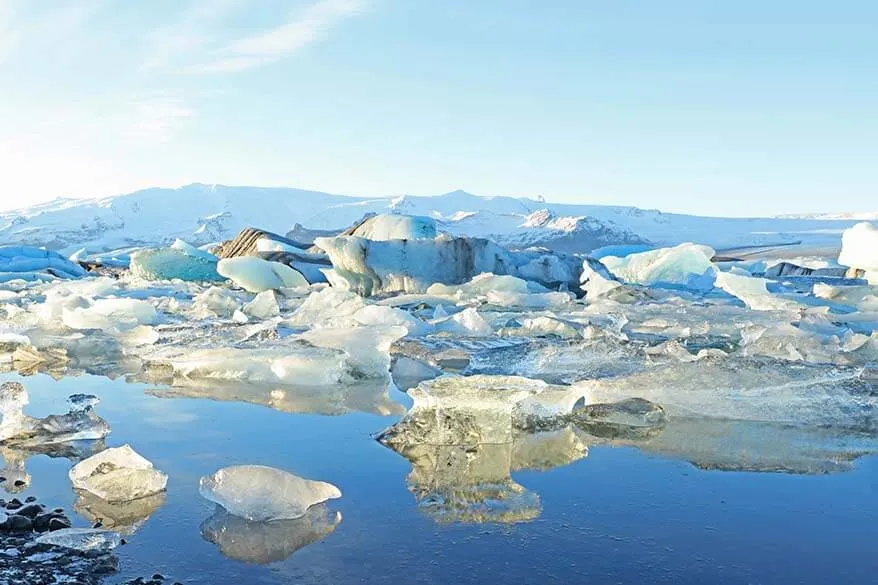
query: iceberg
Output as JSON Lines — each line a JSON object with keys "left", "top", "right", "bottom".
{"left": 217, "top": 257, "right": 309, "bottom": 292}
{"left": 314, "top": 235, "right": 518, "bottom": 296}
{"left": 838, "top": 222, "right": 878, "bottom": 284}
{"left": 349, "top": 213, "right": 438, "bottom": 241}
{"left": 199, "top": 465, "right": 341, "bottom": 522}
{"left": 200, "top": 505, "right": 341, "bottom": 564}
{"left": 0, "top": 245, "right": 87, "bottom": 280}
{"left": 714, "top": 271, "right": 802, "bottom": 311}
{"left": 35, "top": 527, "right": 122, "bottom": 552}
{"left": 600, "top": 243, "right": 716, "bottom": 291}
{"left": 170, "top": 238, "right": 218, "bottom": 261}
{"left": 62, "top": 298, "right": 158, "bottom": 332}
{"left": 130, "top": 247, "right": 222, "bottom": 282}
{"left": 69, "top": 444, "right": 168, "bottom": 502}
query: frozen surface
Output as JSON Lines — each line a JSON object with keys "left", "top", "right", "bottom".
{"left": 199, "top": 465, "right": 342, "bottom": 522}
{"left": 0, "top": 245, "right": 86, "bottom": 280}
{"left": 350, "top": 214, "right": 438, "bottom": 240}
{"left": 69, "top": 444, "right": 168, "bottom": 502}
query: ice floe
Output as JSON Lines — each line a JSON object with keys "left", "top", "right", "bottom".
{"left": 69, "top": 444, "right": 168, "bottom": 502}
{"left": 199, "top": 465, "right": 341, "bottom": 522}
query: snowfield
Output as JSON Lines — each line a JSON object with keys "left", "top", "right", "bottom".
{"left": 1, "top": 183, "right": 872, "bottom": 255}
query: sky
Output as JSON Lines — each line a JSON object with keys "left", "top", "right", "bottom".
{"left": 0, "top": 0, "right": 875, "bottom": 217}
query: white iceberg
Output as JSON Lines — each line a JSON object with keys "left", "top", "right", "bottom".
{"left": 255, "top": 237, "right": 306, "bottom": 254}
{"left": 838, "top": 222, "right": 878, "bottom": 284}
{"left": 170, "top": 238, "right": 218, "bottom": 261}
{"left": 350, "top": 214, "right": 438, "bottom": 241}
{"left": 62, "top": 298, "right": 158, "bottom": 332}
{"left": 601, "top": 243, "right": 716, "bottom": 291}
{"left": 217, "top": 257, "right": 309, "bottom": 292}
{"left": 199, "top": 465, "right": 341, "bottom": 522}
{"left": 69, "top": 444, "right": 168, "bottom": 502}
{"left": 286, "top": 287, "right": 366, "bottom": 328}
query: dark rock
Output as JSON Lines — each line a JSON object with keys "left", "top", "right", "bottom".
{"left": 152, "top": 574, "right": 165, "bottom": 580}
{"left": 91, "top": 556, "right": 119, "bottom": 574}
{"left": 34, "top": 512, "right": 68, "bottom": 532}
{"left": 15, "top": 503, "right": 44, "bottom": 519}
{"left": 24, "top": 496, "right": 37, "bottom": 503}
{"left": 5, "top": 498, "right": 22, "bottom": 510}
{"left": 4, "top": 514, "right": 33, "bottom": 532}
{"left": 48, "top": 517, "right": 72, "bottom": 531}
{"left": 92, "top": 520, "right": 103, "bottom": 528}
{"left": 13, "top": 480, "right": 25, "bottom": 488}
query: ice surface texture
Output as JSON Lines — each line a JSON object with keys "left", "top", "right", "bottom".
{"left": 35, "top": 528, "right": 122, "bottom": 552}
{"left": 217, "top": 256, "right": 309, "bottom": 292}
{"left": 130, "top": 247, "right": 222, "bottom": 282}
{"left": 199, "top": 465, "right": 341, "bottom": 522}
{"left": 0, "top": 245, "right": 87, "bottom": 280}
{"left": 601, "top": 243, "right": 716, "bottom": 290}
{"left": 69, "top": 444, "right": 168, "bottom": 502}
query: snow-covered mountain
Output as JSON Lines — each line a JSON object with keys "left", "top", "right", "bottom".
{"left": 0, "top": 183, "right": 869, "bottom": 255}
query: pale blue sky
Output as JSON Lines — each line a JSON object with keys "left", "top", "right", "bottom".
{"left": 0, "top": 0, "right": 875, "bottom": 216}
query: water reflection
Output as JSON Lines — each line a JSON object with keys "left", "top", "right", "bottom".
{"left": 74, "top": 490, "right": 167, "bottom": 535}
{"left": 0, "top": 440, "right": 105, "bottom": 493}
{"left": 200, "top": 505, "right": 342, "bottom": 564}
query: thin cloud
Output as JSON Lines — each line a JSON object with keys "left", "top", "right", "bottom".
{"left": 190, "top": 0, "right": 365, "bottom": 74}
{"left": 123, "top": 93, "right": 194, "bottom": 145}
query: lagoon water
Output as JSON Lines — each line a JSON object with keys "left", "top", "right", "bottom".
{"left": 3, "top": 372, "right": 876, "bottom": 585}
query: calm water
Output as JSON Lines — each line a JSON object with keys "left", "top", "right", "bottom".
{"left": 3, "top": 372, "right": 877, "bottom": 585}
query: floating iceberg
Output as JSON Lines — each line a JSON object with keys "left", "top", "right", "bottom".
{"left": 69, "top": 444, "right": 168, "bottom": 502}
{"left": 601, "top": 243, "right": 716, "bottom": 291}
{"left": 35, "top": 527, "right": 122, "bottom": 552}
{"left": 130, "top": 247, "right": 222, "bottom": 282}
{"left": 62, "top": 298, "right": 158, "bottom": 332}
{"left": 0, "top": 245, "right": 87, "bottom": 280}
{"left": 217, "top": 257, "right": 309, "bottom": 292}
{"left": 838, "top": 222, "right": 878, "bottom": 284}
{"left": 200, "top": 505, "right": 341, "bottom": 564}
{"left": 199, "top": 465, "right": 342, "bottom": 522}
{"left": 315, "top": 235, "right": 518, "bottom": 296}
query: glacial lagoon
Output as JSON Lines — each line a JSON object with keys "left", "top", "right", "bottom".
{"left": 3, "top": 371, "right": 876, "bottom": 585}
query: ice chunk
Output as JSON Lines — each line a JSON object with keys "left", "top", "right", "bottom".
{"left": 192, "top": 286, "right": 241, "bottom": 318}
{"left": 130, "top": 248, "right": 222, "bottom": 282}
{"left": 243, "top": 290, "right": 280, "bottom": 319}
{"left": 1, "top": 383, "right": 109, "bottom": 446}
{"left": 286, "top": 287, "right": 366, "bottom": 328}
{"left": 69, "top": 444, "right": 168, "bottom": 502}
{"left": 62, "top": 298, "right": 157, "bottom": 332}
{"left": 144, "top": 344, "right": 348, "bottom": 386}
{"left": 433, "top": 307, "right": 494, "bottom": 337}
{"left": 571, "top": 398, "right": 667, "bottom": 440}
{"left": 170, "top": 238, "right": 218, "bottom": 261}
{"left": 351, "top": 214, "right": 438, "bottom": 241}
{"left": 35, "top": 528, "right": 122, "bottom": 552}
{"left": 0, "top": 245, "right": 87, "bottom": 279}
{"left": 200, "top": 505, "right": 341, "bottom": 564}
{"left": 838, "top": 222, "right": 878, "bottom": 284}
{"left": 499, "top": 316, "right": 581, "bottom": 339}
{"left": 217, "top": 257, "right": 309, "bottom": 292}
{"left": 299, "top": 325, "right": 408, "bottom": 375}
{"left": 580, "top": 258, "right": 629, "bottom": 301}
{"left": 352, "top": 304, "right": 429, "bottom": 336}
{"left": 601, "top": 243, "right": 716, "bottom": 291}
{"left": 427, "top": 273, "right": 529, "bottom": 297}
{"left": 714, "top": 271, "right": 802, "bottom": 311}
{"left": 380, "top": 375, "right": 589, "bottom": 446}
{"left": 199, "top": 465, "right": 341, "bottom": 522}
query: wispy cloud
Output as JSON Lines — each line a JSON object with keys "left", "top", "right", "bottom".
{"left": 122, "top": 93, "right": 194, "bottom": 145}
{"left": 156, "top": 0, "right": 366, "bottom": 75}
